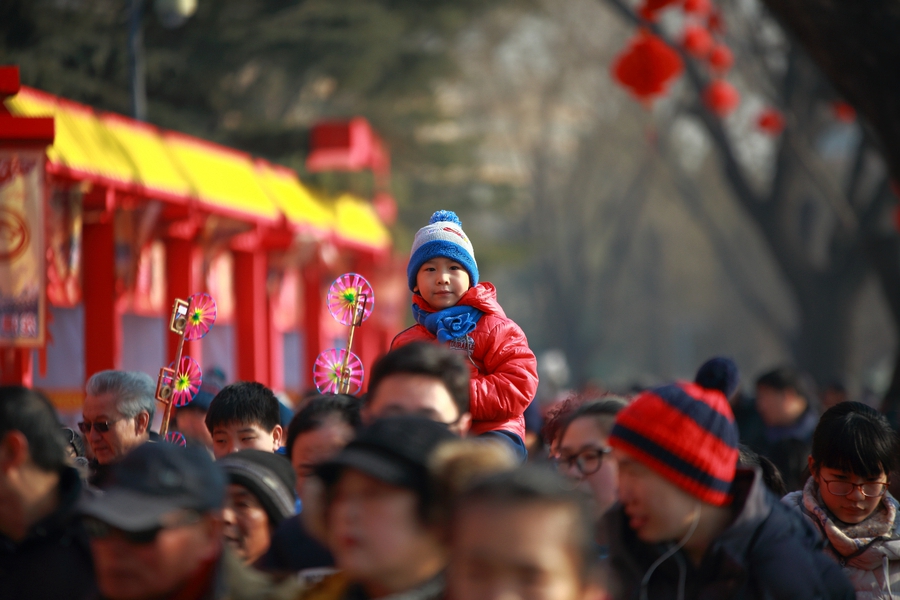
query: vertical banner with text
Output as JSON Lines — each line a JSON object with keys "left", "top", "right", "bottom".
{"left": 0, "top": 149, "right": 45, "bottom": 347}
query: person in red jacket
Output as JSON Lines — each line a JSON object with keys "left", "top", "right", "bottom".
{"left": 392, "top": 210, "right": 538, "bottom": 460}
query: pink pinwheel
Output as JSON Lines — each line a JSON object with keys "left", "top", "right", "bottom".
{"left": 327, "top": 273, "right": 374, "bottom": 326}
{"left": 165, "top": 431, "right": 187, "bottom": 447}
{"left": 313, "top": 348, "right": 364, "bottom": 395}
{"left": 184, "top": 293, "right": 217, "bottom": 341}
{"left": 169, "top": 356, "right": 202, "bottom": 407}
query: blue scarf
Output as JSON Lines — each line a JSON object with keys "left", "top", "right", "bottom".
{"left": 412, "top": 303, "right": 484, "bottom": 343}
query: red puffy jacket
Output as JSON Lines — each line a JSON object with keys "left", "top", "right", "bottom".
{"left": 391, "top": 282, "right": 538, "bottom": 439}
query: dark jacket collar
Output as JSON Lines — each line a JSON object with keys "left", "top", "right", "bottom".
{"left": 12, "top": 466, "right": 83, "bottom": 547}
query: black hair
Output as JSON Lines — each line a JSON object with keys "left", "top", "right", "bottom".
{"left": 368, "top": 342, "right": 470, "bottom": 415}
{"left": 755, "top": 366, "right": 801, "bottom": 392}
{"left": 454, "top": 466, "right": 597, "bottom": 582}
{"left": 559, "top": 397, "right": 627, "bottom": 441}
{"left": 0, "top": 386, "right": 67, "bottom": 472}
{"left": 285, "top": 394, "right": 362, "bottom": 456}
{"left": 810, "top": 401, "right": 898, "bottom": 478}
{"left": 738, "top": 445, "right": 787, "bottom": 497}
{"left": 205, "top": 381, "right": 281, "bottom": 433}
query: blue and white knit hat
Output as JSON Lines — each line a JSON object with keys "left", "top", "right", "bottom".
{"left": 407, "top": 210, "right": 479, "bottom": 291}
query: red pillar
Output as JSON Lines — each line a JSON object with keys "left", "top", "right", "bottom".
{"left": 164, "top": 238, "right": 203, "bottom": 366}
{"left": 0, "top": 349, "right": 33, "bottom": 386}
{"left": 302, "top": 258, "right": 324, "bottom": 390}
{"left": 83, "top": 218, "right": 120, "bottom": 378}
{"left": 269, "top": 294, "right": 284, "bottom": 391}
{"left": 233, "top": 249, "right": 269, "bottom": 384}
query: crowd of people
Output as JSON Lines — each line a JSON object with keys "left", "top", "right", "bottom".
{"left": 2, "top": 210, "right": 899, "bottom": 599}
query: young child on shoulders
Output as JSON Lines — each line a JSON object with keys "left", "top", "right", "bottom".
{"left": 782, "top": 401, "right": 900, "bottom": 598}
{"left": 392, "top": 210, "right": 538, "bottom": 459}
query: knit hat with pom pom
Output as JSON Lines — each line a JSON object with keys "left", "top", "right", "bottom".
{"left": 408, "top": 210, "right": 479, "bottom": 291}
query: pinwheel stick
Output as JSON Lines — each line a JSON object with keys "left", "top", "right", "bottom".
{"left": 338, "top": 293, "right": 369, "bottom": 394}
{"left": 157, "top": 298, "right": 189, "bottom": 439}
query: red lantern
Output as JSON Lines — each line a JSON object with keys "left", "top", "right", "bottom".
{"left": 756, "top": 107, "right": 785, "bottom": 135}
{"left": 612, "top": 30, "right": 684, "bottom": 103}
{"left": 683, "top": 0, "right": 711, "bottom": 16}
{"left": 703, "top": 80, "right": 740, "bottom": 117}
{"left": 832, "top": 101, "right": 856, "bottom": 123}
{"left": 707, "top": 9, "right": 725, "bottom": 34}
{"left": 682, "top": 24, "right": 713, "bottom": 58}
{"left": 638, "top": 0, "right": 680, "bottom": 21}
{"left": 708, "top": 45, "right": 734, "bottom": 74}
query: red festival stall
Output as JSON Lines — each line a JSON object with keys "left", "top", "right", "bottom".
{"left": 0, "top": 66, "right": 405, "bottom": 420}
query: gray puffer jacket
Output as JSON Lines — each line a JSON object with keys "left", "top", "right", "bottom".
{"left": 783, "top": 478, "right": 900, "bottom": 600}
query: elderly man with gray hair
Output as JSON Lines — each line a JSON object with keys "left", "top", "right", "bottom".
{"left": 80, "top": 370, "right": 157, "bottom": 485}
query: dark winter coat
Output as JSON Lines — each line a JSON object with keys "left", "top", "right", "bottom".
{"left": 0, "top": 466, "right": 97, "bottom": 600}
{"left": 604, "top": 468, "right": 855, "bottom": 600}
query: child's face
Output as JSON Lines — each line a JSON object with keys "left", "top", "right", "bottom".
{"left": 414, "top": 257, "right": 471, "bottom": 309}
{"left": 211, "top": 421, "right": 283, "bottom": 459}
{"left": 811, "top": 461, "right": 888, "bottom": 524}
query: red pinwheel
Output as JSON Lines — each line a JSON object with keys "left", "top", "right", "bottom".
{"left": 327, "top": 273, "right": 374, "bottom": 326}
{"left": 313, "top": 348, "right": 364, "bottom": 395}
{"left": 184, "top": 293, "right": 217, "bottom": 341}
{"left": 168, "top": 356, "right": 202, "bottom": 407}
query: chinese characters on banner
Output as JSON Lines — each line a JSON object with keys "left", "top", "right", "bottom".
{"left": 0, "top": 149, "right": 45, "bottom": 347}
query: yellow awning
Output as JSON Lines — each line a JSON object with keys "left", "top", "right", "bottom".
{"left": 255, "top": 161, "right": 333, "bottom": 232}
{"left": 333, "top": 193, "right": 390, "bottom": 251}
{"left": 163, "top": 133, "right": 280, "bottom": 223}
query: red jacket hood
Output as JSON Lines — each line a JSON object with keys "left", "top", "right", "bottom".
{"left": 411, "top": 282, "right": 506, "bottom": 318}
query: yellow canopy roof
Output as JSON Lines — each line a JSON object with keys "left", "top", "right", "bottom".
{"left": 5, "top": 86, "right": 389, "bottom": 248}
{"left": 255, "top": 161, "right": 333, "bottom": 232}
{"left": 333, "top": 194, "right": 391, "bottom": 251}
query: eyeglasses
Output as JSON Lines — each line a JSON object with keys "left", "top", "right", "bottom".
{"left": 78, "top": 418, "right": 123, "bottom": 434}
{"left": 83, "top": 510, "right": 202, "bottom": 545}
{"left": 554, "top": 447, "right": 612, "bottom": 476}
{"left": 821, "top": 478, "right": 888, "bottom": 498}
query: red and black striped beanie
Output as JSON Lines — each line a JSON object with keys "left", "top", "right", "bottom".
{"left": 609, "top": 381, "right": 739, "bottom": 506}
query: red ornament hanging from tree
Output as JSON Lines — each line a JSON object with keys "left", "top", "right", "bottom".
{"left": 708, "top": 45, "right": 734, "bottom": 74}
{"left": 832, "top": 101, "right": 857, "bottom": 123}
{"left": 684, "top": 0, "right": 712, "bottom": 16}
{"left": 682, "top": 24, "right": 714, "bottom": 58}
{"left": 703, "top": 80, "right": 740, "bottom": 117}
{"left": 637, "top": 0, "right": 681, "bottom": 21}
{"left": 612, "top": 30, "right": 684, "bottom": 103}
{"left": 757, "top": 107, "right": 785, "bottom": 135}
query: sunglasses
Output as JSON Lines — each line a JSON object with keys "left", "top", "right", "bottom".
{"left": 82, "top": 510, "right": 202, "bottom": 545}
{"left": 77, "top": 418, "right": 123, "bottom": 434}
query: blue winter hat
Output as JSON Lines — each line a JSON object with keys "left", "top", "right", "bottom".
{"left": 407, "top": 210, "right": 479, "bottom": 291}
{"left": 694, "top": 356, "right": 740, "bottom": 400}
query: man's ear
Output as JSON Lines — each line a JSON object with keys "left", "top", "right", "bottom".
{"left": 134, "top": 411, "right": 151, "bottom": 436}
{"left": 0, "top": 431, "right": 29, "bottom": 472}
{"left": 807, "top": 455, "right": 817, "bottom": 478}
{"left": 272, "top": 425, "right": 284, "bottom": 450}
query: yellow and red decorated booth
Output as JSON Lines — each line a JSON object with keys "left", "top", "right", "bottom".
{"left": 0, "top": 66, "right": 400, "bottom": 418}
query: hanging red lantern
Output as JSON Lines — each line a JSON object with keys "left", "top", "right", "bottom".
{"left": 683, "top": 0, "right": 711, "bottom": 16}
{"left": 612, "top": 30, "right": 684, "bottom": 103}
{"left": 832, "top": 101, "right": 857, "bottom": 123}
{"left": 638, "top": 0, "right": 680, "bottom": 21}
{"left": 703, "top": 80, "right": 740, "bottom": 117}
{"left": 756, "top": 107, "right": 785, "bottom": 135}
{"left": 708, "top": 45, "right": 734, "bottom": 74}
{"left": 707, "top": 9, "right": 726, "bottom": 34}
{"left": 682, "top": 24, "right": 714, "bottom": 58}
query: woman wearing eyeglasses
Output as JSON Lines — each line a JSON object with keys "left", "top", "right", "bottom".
{"left": 783, "top": 401, "right": 900, "bottom": 598}
{"left": 555, "top": 397, "right": 628, "bottom": 520}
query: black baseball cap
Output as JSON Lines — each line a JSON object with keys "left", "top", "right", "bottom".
{"left": 315, "top": 415, "right": 457, "bottom": 489}
{"left": 78, "top": 442, "right": 225, "bottom": 531}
